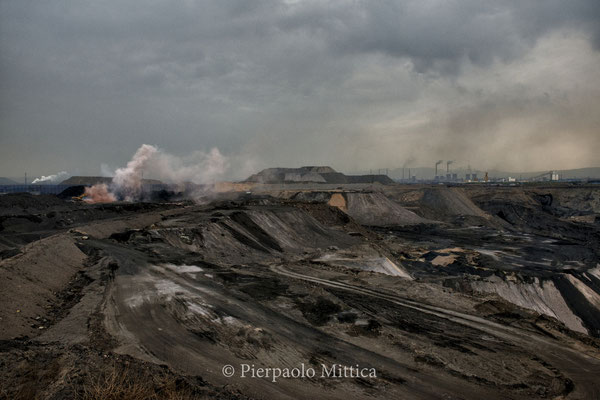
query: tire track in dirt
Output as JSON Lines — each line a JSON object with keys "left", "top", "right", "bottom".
{"left": 271, "top": 264, "right": 600, "bottom": 399}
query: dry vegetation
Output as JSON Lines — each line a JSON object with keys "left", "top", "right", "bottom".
{"left": 77, "top": 364, "right": 202, "bottom": 400}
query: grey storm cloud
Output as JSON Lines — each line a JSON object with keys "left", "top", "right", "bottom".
{"left": 1, "top": 0, "right": 599, "bottom": 178}
{"left": 325, "top": 0, "right": 600, "bottom": 72}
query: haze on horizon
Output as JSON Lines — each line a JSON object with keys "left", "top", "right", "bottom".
{"left": 1, "top": 0, "right": 599, "bottom": 180}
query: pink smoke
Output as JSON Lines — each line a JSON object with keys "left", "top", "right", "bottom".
{"left": 83, "top": 184, "right": 116, "bottom": 203}
{"left": 82, "top": 143, "right": 229, "bottom": 204}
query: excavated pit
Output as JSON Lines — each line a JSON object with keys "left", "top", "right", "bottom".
{"left": 1, "top": 184, "right": 600, "bottom": 399}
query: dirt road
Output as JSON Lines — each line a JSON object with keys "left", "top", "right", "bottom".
{"left": 271, "top": 264, "right": 600, "bottom": 399}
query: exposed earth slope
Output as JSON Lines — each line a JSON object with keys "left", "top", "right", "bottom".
{"left": 1, "top": 184, "right": 599, "bottom": 399}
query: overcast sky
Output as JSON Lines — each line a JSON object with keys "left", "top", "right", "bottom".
{"left": 1, "top": 0, "right": 599, "bottom": 179}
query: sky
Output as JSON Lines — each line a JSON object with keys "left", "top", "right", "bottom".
{"left": 1, "top": 0, "right": 599, "bottom": 180}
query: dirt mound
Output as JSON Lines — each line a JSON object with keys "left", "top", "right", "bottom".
{"left": 57, "top": 185, "right": 86, "bottom": 199}
{"left": 469, "top": 269, "right": 600, "bottom": 337}
{"left": 471, "top": 190, "right": 600, "bottom": 244}
{"left": 547, "top": 188, "right": 600, "bottom": 214}
{"left": 344, "top": 192, "right": 432, "bottom": 226}
{"left": 246, "top": 167, "right": 335, "bottom": 183}
{"left": 149, "top": 205, "right": 359, "bottom": 264}
{"left": 290, "top": 191, "right": 335, "bottom": 203}
{"left": 290, "top": 191, "right": 433, "bottom": 226}
{"left": 315, "top": 251, "right": 413, "bottom": 278}
{"left": 320, "top": 173, "right": 394, "bottom": 185}
{"left": 387, "top": 187, "right": 490, "bottom": 223}
{"left": 421, "top": 188, "right": 488, "bottom": 218}
{"left": 0, "top": 233, "right": 87, "bottom": 339}
{"left": 471, "top": 276, "right": 588, "bottom": 334}
{"left": 0, "top": 195, "right": 179, "bottom": 252}
{"left": 0, "top": 193, "right": 71, "bottom": 215}
{"left": 246, "top": 167, "right": 394, "bottom": 185}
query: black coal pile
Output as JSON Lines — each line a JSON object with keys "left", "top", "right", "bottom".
{"left": 57, "top": 185, "right": 86, "bottom": 199}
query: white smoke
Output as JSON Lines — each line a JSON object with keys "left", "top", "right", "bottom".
{"left": 100, "top": 163, "right": 114, "bottom": 177}
{"left": 112, "top": 144, "right": 158, "bottom": 201}
{"left": 145, "top": 147, "right": 229, "bottom": 185}
{"left": 32, "top": 171, "right": 70, "bottom": 184}
{"left": 85, "top": 144, "right": 229, "bottom": 203}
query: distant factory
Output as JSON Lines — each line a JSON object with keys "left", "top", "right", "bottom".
{"left": 393, "top": 160, "right": 569, "bottom": 185}
{"left": 434, "top": 160, "right": 463, "bottom": 182}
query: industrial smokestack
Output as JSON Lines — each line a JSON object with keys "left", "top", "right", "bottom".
{"left": 435, "top": 160, "right": 443, "bottom": 178}
{"left": 446, "top": 160, "right": 454, "bottom": 173}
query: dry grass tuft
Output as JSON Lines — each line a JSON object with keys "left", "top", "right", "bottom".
{"left": 79, "top": 364, "right": 201, "bottom": 400}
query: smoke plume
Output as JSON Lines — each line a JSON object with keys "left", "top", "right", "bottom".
{"left": 84, "top": 144, "right": 228, "bottom": 203}
{"left": 32, "top": 171, "right": 70, "bottom": 184}
{"left": 112, "top": 144, "right": 158, "bottom": 201}
{"left": 83, "top": 184, "right": 116, "bottom": 203}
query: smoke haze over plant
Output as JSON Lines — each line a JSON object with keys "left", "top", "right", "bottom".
{"left": 1, "top": 1, "right": 599, "bottom": 177}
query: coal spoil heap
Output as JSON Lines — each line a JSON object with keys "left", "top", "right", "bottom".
{"left": 246, "top": 166, "right": 394, "bottom": 185}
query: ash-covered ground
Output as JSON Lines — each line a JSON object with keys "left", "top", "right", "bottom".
{"left": 1, "top": 184, "right": 600, "bottom": 399}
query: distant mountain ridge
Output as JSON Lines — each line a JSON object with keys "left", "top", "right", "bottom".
{"left": 0, "top": 177, "right": 18, "bottom": 185}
